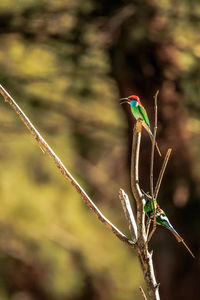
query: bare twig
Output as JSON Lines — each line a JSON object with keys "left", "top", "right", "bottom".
{"left": 0, "top": 84, "right": 135, "bottom": 248}
{"left": 119, "top": 188, "right": 137, "bottom": 243}
{"left": 140, "top": 286, "right": 148, "bottom": 300}
{"left": 154, "top": 148, "right": 172, "bottom": 200}
{"left": 148, "top": 91, "right": 159, "bottom": 243}
{"left": 150, "top": 91, "right": 159, "bottom": 199}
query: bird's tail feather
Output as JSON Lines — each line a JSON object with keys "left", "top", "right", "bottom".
{"left": 170, "top": 229, "right": 195, "bottom": 258}
{"left": 169, "top": 228, "right": 183, "bottom": 242}
{"left": 181, "top": 240, "right": 195, "bottom": 258}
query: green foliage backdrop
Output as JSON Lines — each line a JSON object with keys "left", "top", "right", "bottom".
{"left": 0, "top": 0, "right": 199, "bottom": 299}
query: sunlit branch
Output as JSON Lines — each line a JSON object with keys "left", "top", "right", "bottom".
{"left": 131, "top": 120, "right": 146, "bottom": 241}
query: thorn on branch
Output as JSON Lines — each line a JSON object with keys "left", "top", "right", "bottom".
{"left": 155, "top": 283, "right": 160, "bottom": 289}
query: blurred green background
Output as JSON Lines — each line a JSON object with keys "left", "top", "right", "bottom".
{"left": 0, "top": 0, "right": 199, "bottom": 299}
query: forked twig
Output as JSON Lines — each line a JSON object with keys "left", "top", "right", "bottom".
{"left": 131, "top": 121, "right": 160, "bottom": 300}
{"left": 0, "top": 84, "right": 135, "bottom": 248}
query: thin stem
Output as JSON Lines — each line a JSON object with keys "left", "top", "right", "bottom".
{"left": 154, "top": 148, "right": 172, "bottom": 200}
{"left": 150, "top": 91, "right": 159, "bottom": 199}
{"left": 148, "top": 91, "right": 159, "bottom": 242}
{"left": 140, "top": 286, "right": 148, "bottom": 300}
{"left": 0, "top": 84, "right": 135, "bottom": 248}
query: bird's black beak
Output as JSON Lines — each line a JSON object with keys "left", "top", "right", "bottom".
{"left": 119, "top": 97, "right": 129, "bottom": 105}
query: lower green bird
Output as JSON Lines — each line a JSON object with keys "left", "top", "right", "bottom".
{"left": 143, "top": 192, "right": 194, "bottom": 258}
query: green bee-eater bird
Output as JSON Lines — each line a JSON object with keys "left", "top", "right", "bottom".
{"left": 120, "top": 95, "right": 161, "bottom": 156}
{"left": 143, "top": 192, "right": 194, "bottom": 258}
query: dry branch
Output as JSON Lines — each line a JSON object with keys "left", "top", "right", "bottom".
{"left": 0, "top": 84, "right": 162, "bottom": 300}
{"left": 119, "top": 188, "right": 137, "bottom": 243}
{"left": 131, "top": 120, "right": 160, "bottom": 300}
{"left": 131, "top": 120, "right": 146, "bottom": 242}
{"left": 0, "top": 84, "right": 134, "bottom": 248}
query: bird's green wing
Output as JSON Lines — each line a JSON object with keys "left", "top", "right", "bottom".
{"left": 138, "top": 105, "right": 150, "bottom": 127}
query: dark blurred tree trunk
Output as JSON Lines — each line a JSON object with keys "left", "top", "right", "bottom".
{"left": 90, "top": 1, "right": 199, "bottom": 299}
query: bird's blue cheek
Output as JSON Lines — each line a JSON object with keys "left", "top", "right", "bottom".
{"left": 130, "top": 101, "right": 138, "bottom": 107}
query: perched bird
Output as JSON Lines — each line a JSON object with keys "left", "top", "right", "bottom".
{"left": 143, "top": 192, "right": 194, "bottom": 258}
{"left": 120, "top": 95, "right": 161, "bottom": 156}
